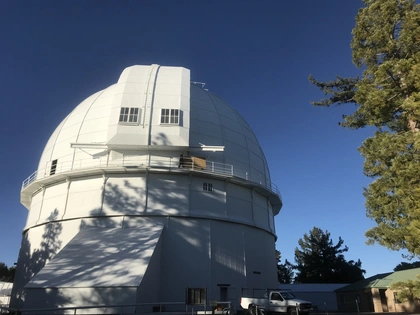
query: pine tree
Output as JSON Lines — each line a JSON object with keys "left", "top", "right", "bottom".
{"left": 294, "top": 227, "right": 365, "bottom": 283}
{"left": 309, "top": 0, "right": 420, "bottom": 257}
{"left": 276, "top": 250, "right": 294, "bottom": 284}
{"left": 394, "top": 261, "right": 420, "bottom": 271}
{"left": 0, "top": 262, "right": 15, "bottom": 282}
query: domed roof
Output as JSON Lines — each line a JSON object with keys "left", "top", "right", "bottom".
{"left": 190, "top": 84, "right": 271, "bottom": 184}
{"left": 37, "top": 65, "right": 272, "bottom": 187}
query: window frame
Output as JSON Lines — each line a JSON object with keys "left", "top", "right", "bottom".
{"left": 160, "top": 108, "right": 180, "bottom": 125}
{"left": 187, "top": 288, "right": 206, "bottom": 305}
{"left": 50, "top": 159, "right": 58, "bottom": 175}
{"left": 203, "top": 183, "right": 213, "bottom": 192}
{"left": 119, "top": 107, "right": 141, "bottom": 124}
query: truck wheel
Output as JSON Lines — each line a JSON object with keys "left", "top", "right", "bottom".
{"left": 248, "top": 305, "right": 257, "bottom": 315}
{"left": 288, "top": 308, "right": 297, "bottom": 315}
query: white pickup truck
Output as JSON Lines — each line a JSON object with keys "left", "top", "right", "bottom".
{"left": 240, "top": 290, "right": 312, "bottom": 315}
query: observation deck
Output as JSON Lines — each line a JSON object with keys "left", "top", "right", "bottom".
{"left": 21, "top": 156, "right": 282, "bottom": 213}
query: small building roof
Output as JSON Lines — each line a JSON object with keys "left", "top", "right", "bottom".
{"left": 0, "top": 281, "right": 13, "bottom": 296}
{"left": 280, "top": 283, "right": 348, "bottom": 292}
{"left": 336, "top": 267, "right": 420, "bottom": 292}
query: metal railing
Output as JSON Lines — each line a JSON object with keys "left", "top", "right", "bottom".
{"left": 0, "top": 300, "right": 233, "bottom": 315}
{"left": 22, "top": 156, "right": 281, "bottom": 199}
{"left": 1, "top": 301, "right": 186, "bottom": 315}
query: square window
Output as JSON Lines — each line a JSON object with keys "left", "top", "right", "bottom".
{"left": 119, "top": 107, "right": 140, "bottom": 124}
{"left": 187, "top": 288, "right": 206, "bottom": 305}
{"left": 161, "top": 108, "right": 180, "bottom": 125}
{"left": 203, "top": 183, "right": 213, "bottom": 192}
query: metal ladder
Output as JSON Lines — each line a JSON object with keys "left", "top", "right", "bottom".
{"left": 142, "top": 64, "right": 160, "bottom": 129}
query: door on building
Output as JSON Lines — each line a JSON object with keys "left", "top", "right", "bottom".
{"left": 220, "top": 287, "right": 228, "bottom": 302}
{"left": 379, "top": 289, "right": 389, "bottom": 312}
{"left": 366, "top": 291, "right": 374, "bottom": 312}
{"left": 219, "top": 286, "right": 237, "bottom": 313}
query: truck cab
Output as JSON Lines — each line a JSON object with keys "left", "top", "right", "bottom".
{"left": 268, "top": 291, "right": 312, "bottom": 315}
{"left": 241, "top": 290, "right": 312, "bottom": 315}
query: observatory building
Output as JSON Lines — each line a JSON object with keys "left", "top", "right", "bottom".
{"left": 11, "top": 65, "right": 282, "bottom": 313}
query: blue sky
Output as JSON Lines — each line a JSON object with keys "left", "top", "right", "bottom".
{"left": 0, "top": 0, "right": 411, "bottom": 277}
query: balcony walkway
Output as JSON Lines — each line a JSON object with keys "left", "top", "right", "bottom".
{"left": 21, "top": 156, "right": 282, "bottom": 212}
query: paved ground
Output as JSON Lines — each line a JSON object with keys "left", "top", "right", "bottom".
{"left": 311, "top": 313, "right": 420, "bottom": 315}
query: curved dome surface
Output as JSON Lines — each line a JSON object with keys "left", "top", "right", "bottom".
{"left": 190, "top": 85, "right": 271, "bottom": 185}
{"left": 37, "top": 65, "right": 272, "bottom": 187}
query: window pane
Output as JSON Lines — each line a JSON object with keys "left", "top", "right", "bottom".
{"left": 119, "top": 108, "right": 128, "bottom": 122}
{"left": 131, "top": 108, "right": 138, "bottom": 115}
{"left": 50, "top": 159, "right": 58, "bottom": 175}
{"left": 187, "top": 288, "right": 206, "bottom": 305}
{"left": 161, "top": 108, "right": 181, "bottom": 124}
{"left": 119, "top": 107, "right": 140, "bottom": 123}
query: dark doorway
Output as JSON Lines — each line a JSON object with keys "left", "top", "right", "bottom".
{"left": 379, "top": 289, "right": 388, "bottom": 312}
{"left": 367, "top": 291, "right": 374, "bottom": 312}
{"left": 220, "top": 287, "right": 228, "bottom": 302}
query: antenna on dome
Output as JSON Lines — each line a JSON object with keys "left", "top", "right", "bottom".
{"left": 191, "top": 81, "right": 206, "bottom": 89}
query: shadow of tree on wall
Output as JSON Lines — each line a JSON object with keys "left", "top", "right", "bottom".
{"left": 11, "top": 171, "right": 247, "bottom": 311}
{"left": 87, "top": 177, "right": 247, "bottom": 305}
{"left": 151, "top": 132, "right": 172, "bottom": 146}
{"left": 97, "top": 177, "right": 188, "bottom": 216}
{"left": 102, "top": 181, "right": 143, "bottom": 216}
{"left": 14, "top": 180, "right": 172, "bottom": 312}
{"left": 11, "top": 165, "right": 250, "bottom": 312}
{"left": 10, "top": 209, "right": 69, "bottom": 310}
{"left": 78, "top": 176, "right": 194, "bottom": 308}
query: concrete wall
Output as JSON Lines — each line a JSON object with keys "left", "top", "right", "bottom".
{"left": 12, "top": 216, "right": 277, "bottom": 311}
{"left": 24, "top": 173, "right": 275, "bottom": 234}
{"left": 337, "top": 288, "right": 420, "bottom": 313}
{"left": 25, "top": 287, "right": 137, "bottom": 314}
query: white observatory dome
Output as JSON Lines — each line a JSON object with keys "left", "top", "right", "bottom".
{"left": 14, "top": 65, "right": 281, "bottom": 313}
{"left": 37, "top": 66, "right": 272, "bottom": 190}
